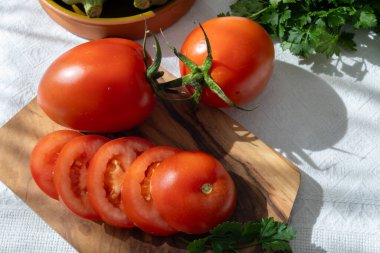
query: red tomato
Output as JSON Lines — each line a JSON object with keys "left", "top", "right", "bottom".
{"left": 87, "top": 137, "right": 154, "bottom": 227}
{"left": 122, "top": 146, "right": 180, "bottom": 235}
{"left": 30, "top": 130, "right": 83, "bottom": 199}
{"left": 37, "top": 38, "right": 155, "bottom": 132}
{"left": 180, "top": 17, "right": 274, "bottom": 107}
{"left": 54, "top": 135, "right": 109, "bottom": 219}
{"left": 151, "top": 151, "right": 236, "bottom": 234}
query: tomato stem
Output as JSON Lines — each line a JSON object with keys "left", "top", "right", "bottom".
{"left": 143, "top": 24, "right": 252, "bottom": 110}
{"left": 144, "top": 31, "right": 194, "bottom": 102}
{"left": 201, "top": 183, "right": 213, "bottom": 194}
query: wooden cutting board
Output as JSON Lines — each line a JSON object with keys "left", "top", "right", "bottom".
{"left": 0, "top": 70, "right": 300, "bottom": 253}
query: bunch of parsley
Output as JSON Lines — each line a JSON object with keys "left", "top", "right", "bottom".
{"left": 186, "top": 217, "right": 295, "bottom": 252}
{"left": 219, "top": 0, "right": 380, "bottom": 58}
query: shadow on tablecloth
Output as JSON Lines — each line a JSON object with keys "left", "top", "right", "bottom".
{"left": 225, "top": 59, "right": 350, "bottom": 252}
{"left": 299, "top": 30, "right": 380, "bottom": 82}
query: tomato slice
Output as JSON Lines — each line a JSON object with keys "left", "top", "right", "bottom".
{"left": 87, "top": 137, "right": 154, "bottom": 227}
{"left": 150, "top": 151, "right": 237, "bottom": 234}
{"left": 54, "top": 135, "right": 109, "bottom": 219}
{"left": 30, "top": 130, "right": 83, "bottom": 199}
{"left": 121, "top": 146, "right": 180, "bottom": 235}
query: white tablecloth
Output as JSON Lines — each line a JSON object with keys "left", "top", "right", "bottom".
{"left": 1, "top": 1, "right": 380, "bottom": 252}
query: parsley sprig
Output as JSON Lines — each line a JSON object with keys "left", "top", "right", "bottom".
{"left": 219, "top": 0, "right": 380, "bottom": 58}
{"left": 186, "top": 217, "right": 295, "bottom": 253}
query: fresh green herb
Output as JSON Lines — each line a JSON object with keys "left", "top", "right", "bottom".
{"left": 186, "top": 217, "right": 295, "bottom": 253}
{"left": 219, "top": 0, "right": 380, "bottom": 58}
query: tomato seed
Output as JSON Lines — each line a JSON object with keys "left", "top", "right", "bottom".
{"left": 140, "top": 162, "right": 160, "bottom": 201}
{"left": 70, "top": 159, "right": 87, "bottom": 197}
{"left": 105, "top": 159, "right": 125, "bottom": 207}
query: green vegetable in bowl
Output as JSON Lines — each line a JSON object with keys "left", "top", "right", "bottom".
{"left": 134, "top": 0, "right": 169, "bottom": 10}
{"left": 62, "top": 0, "right": 105, "bottom": 18}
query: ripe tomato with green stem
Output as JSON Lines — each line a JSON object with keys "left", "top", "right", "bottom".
{"left": 87, "top": 137, "right": 154, "bottom": 227}
{"left": 151, "top": 151, "right": 237, "bottom": 234}
{"left": 178, "top": 16, "right": 274, "bottom": 107}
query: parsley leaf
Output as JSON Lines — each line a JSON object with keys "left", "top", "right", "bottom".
{"left": 186, "top": 217, "right": 295, "bottom": 253}
{"left": 355, "top": 9, "right": 377, "bottom": 29}
{"left": 220, "top": 0, "right": 380, "bottom": 58}
{"left": 187, "top": 238, "right": 208, "bottom": 253}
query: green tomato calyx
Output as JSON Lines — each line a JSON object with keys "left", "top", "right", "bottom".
{"left": 143, "top": 24, "right": 252, "bottom": 111}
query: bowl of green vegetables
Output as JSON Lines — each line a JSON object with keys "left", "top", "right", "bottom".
{"left": 38, "top": 0, "right": 195, "bottom": 40}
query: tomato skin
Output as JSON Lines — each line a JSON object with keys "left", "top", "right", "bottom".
{"left": 180, "top": 17, "right": 274, "bottom": 107}
{"left": 122, "top": 146, "right": 180, "bottom": 235}
{"left": 30, "top": 130, "right": 83, "bottom": 199}
{"left": 54, "top": 135, "right": 109, "bottom": 220}
{"left": 87, "top": 137, "right": 154, "bottom": 227}
{"left": 151, "top": 151, "right": 236, "bottom": 234}
{"left": 37, "top": 38, "right": 155, "bottom": 133}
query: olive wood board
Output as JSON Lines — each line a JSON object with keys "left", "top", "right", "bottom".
{"left": 0, "top": 70, "right": 300, "bottom": 253}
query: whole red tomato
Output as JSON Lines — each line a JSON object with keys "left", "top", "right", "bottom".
{"left": 37, "top": 38, "right": 155, "bottom": 132}
{"left": 151, "top": 151, "right": 236, "bottom": 234}
{"left": 180, "top": 17, "right": 274, "bottom": 107}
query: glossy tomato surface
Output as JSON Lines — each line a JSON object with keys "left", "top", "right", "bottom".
{"left": 38, "top": 38, "right": 155, "bottom": 132}
{"left": 87, "top": 137, "right": 153, "bottom": 227}
{"left": 151, "top": 151, "right": 236, "bottom": 234}
{"left": 180, "top": 17, "right": 274, "bottom": 107}
{"left": 54, "top": 135, "right": 109, "bottom": 219}
{"left": 30, "top": 130, "right": 83, "bottom": 199}
{"left": 122, "top": 146, "right": 180, "bottom": 235}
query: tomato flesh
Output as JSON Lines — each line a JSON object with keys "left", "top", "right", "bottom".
{"left": 140, "top": 162, "right": 160, "bottom": 201}
{"left": 180, "top": 17, "right": 274, "bottom": 107}
{"left": 54, "top": 135, "right": 109, "bottom": 219}
{"left": 30, "top": 130, "right": 83, "bottom": 199}
{"left": 151, "top": 151, "right": 237, "bottom": 234}
{"left": 122, "top": 146, "right": 180, "bottom": 235}
{"left": 87, "top": 137, "right": 154, "bottom": 227}
{"left": 105, "top": 159, "right": 125, "bottom": 207}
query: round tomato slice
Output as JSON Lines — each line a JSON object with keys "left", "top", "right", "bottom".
{"left": 151, "top": 151, "right": 237, "bottom": 234}
{"left": 87, "top": 137, "right": 154, "bottom": 227}
{"left": 30, "top": 130, "right": 83, "bottom": 199}
{"left": 54, "top": 135, "right": 109, "bottom": 219}
{"left": 122, "top": 146, "right": 180, "bottom": 235}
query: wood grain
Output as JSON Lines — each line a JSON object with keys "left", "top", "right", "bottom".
{"left": 0, "top": 70, "right": 300, "bottom": 252}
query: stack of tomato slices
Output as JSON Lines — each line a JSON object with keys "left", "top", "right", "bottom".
{"left": 30, "top": 130, "right": 237, "bottom": 235}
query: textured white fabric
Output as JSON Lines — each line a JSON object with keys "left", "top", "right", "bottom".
{"left": 1, "top": 1, "right": 380, "bottom": 252}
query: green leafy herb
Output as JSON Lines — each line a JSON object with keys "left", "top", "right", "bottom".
{"left": 219, "top": 0, "right": 380, "bottom": 58}
{"left": 186, "top": 217, "right": 295, "bottom": 253}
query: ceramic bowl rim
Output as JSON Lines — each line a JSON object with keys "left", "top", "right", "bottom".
{"left": 41, "top": 0, "right": 175, "bottom": 25}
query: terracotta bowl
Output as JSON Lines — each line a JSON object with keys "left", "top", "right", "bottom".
{"left": 38, "top": 0, "right": 195, "bottom": 40}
